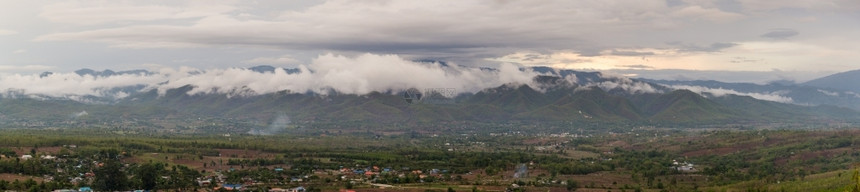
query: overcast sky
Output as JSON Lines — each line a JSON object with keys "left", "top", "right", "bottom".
{"left": 2, "top": 0, "right": 859, "bottom": 83}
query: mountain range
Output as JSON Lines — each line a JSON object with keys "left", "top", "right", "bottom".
{"left": 643, "top": 69, "right": 860, "bottom": 110}
{"left": 802, "top": 69, "right": 860, "bottom": 93}
{"left": 2, "top": 66, "right": 860, "bottom": 129}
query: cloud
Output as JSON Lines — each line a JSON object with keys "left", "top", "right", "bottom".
{"left": 0, "top": 53, "right": 541, "bottom": 100}
{"left": 760, "top": 29, "right": 799, "bottom": 40}
{"left": 39, "top": 1, "right": 236, "bottom": 25}
{"left": 817, "top": 89, "right": 839, "bottom": 97}
{"left": 607, "top": 69, "right": 833, "bottom": 84}
{"left": 586, "top": 74, "right": 662, "bottom": 94}
{"left": 689, "top": 42, "right": 739, "bottom": 52}
{"left": 33, "top": 0, "right": 767, "bottom": 64}
{"left": 12, "top": 49, "right": 26, "bottom": 54}
{"left": 729, "top": 56, "right": 764, "bottom": 64}
{"left": 0, "top": 29, "right": 17, "bottom": 36}
{"left": 0, "top": 70, "right": 163, "bottom": 99}
{"left": 617, "top": 64, "right": 654, "bottom": 69}
{"left": 672, "top": 42, "right": 739, "bottom": 52}
{"left": 244, "top": 55, "right": 299, "bottom": 65}
{"left": 609, "top": 50, "right": 655, "bottom": 56}
{"left": 669, "top": 85, "right": 793, "bottom": 103}
{"left": 670, "top": 5, "right": 744, "bottom": 22}
{"left": 736, "top": 0, "right": 860, "bottom": 12}
{"left": 156, "top": 53, "right": 540, "bottom": 96}
{"left": 24, "top": 0, "right": 860, "bottom": 75}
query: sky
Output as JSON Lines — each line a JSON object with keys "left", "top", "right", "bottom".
{"left": 2, "top": 0, "right": 860, "bottom": 84}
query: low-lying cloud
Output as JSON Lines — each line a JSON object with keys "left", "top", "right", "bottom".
{"left": 816, "top": 89, "right": 839, "bottom": 97}
{"left": 0, "top": 71, "right": 163, "bottom": 99}
{"left": 0, "top": 53, "right": 541, "bottom": 100}
{"left": 669, "top": 85, "right": 793, "bottom": 103}
{"left": 586, "top": 74, "right": 663, "bottom": 94}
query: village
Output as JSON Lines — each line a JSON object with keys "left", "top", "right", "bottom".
{"left": 0, "top": 143, "right": 481, "bottom": 192}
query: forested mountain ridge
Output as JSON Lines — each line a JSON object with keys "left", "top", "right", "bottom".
{"left": 1, "top": 68, "right": 858, "bottom": 129}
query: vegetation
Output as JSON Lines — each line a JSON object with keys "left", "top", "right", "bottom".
{"left": 0, "top": 127, "right": 855, "bottom": 191}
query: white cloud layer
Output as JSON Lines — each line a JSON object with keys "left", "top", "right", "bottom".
{"left": 669, "top": 85, "right": 793, "bottom": 103}
{"left": 587, "top": 74, "right": 663, "bottom": 94}
{"left": 0, "top": 71, "right": 161, "bottom": 99}
{"left": 0, "top": 53, "right": 540, "bottom": 99}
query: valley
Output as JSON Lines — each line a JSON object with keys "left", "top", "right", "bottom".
{"left": 0, "top": 67, "right": 859, "bottom": 191}
{"left": 6, "top": 1, "right": 860, "bottom": 191}
{"left": 0, "top": 126, "right": 858, "bottom": 191}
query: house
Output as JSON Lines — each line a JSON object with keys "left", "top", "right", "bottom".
{"left": 219, "top": 184, "right": 242, "bottom": 191}
{"left": 672, "top": 160, "right": 696, "bottom": 172}
{"left": 79, "top": 187, "right": 93, "bottom": 192}
{"left": 20, "top": 155, "right": 32, "bottom": 160}
{"left": 269, "top": 188, "right": 287, "bottom": 192}
{"left": 197, "top": 178, "right": 212, "bottom": 186}
{"left": 70, "top": 177, "right": 84, "bottom": 184}
{"left": 289, "top": 186, "right": 305, "bottom": 192}
{"left": 677, "top": 163, "right": 695, "bottom": 172}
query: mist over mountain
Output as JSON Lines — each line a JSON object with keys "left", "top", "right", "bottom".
{"left": 2, "top": 54, "right": 539, "bottom": 102}
{"left": 644, "top": 77, "right": 860, "bottom": 110}
{"left": 1, "top": 63, "right": 858, "bottom": 129}
{"left": 2, "top": 53, "right": 860, "bottom": 128}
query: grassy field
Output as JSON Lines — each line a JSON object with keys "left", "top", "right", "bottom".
{"left": 702, "top": 169, "right": 855, "bottom": 192}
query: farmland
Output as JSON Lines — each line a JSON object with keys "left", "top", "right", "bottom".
{"left": 0, "top": 126, "right": 857, "bottom": 191}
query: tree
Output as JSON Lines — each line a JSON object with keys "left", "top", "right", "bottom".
{"left": 93, "top": 160, "right": 128, "bottom": 191}
{"left": 566, "top": 179, "right": 579, "bottom": 191}
{"left": 136, "top": 162, "right": 161, "bottom": 190}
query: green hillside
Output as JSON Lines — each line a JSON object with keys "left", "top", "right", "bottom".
{"left": 2, "top": 82, "right": 858, "bottom": 129}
